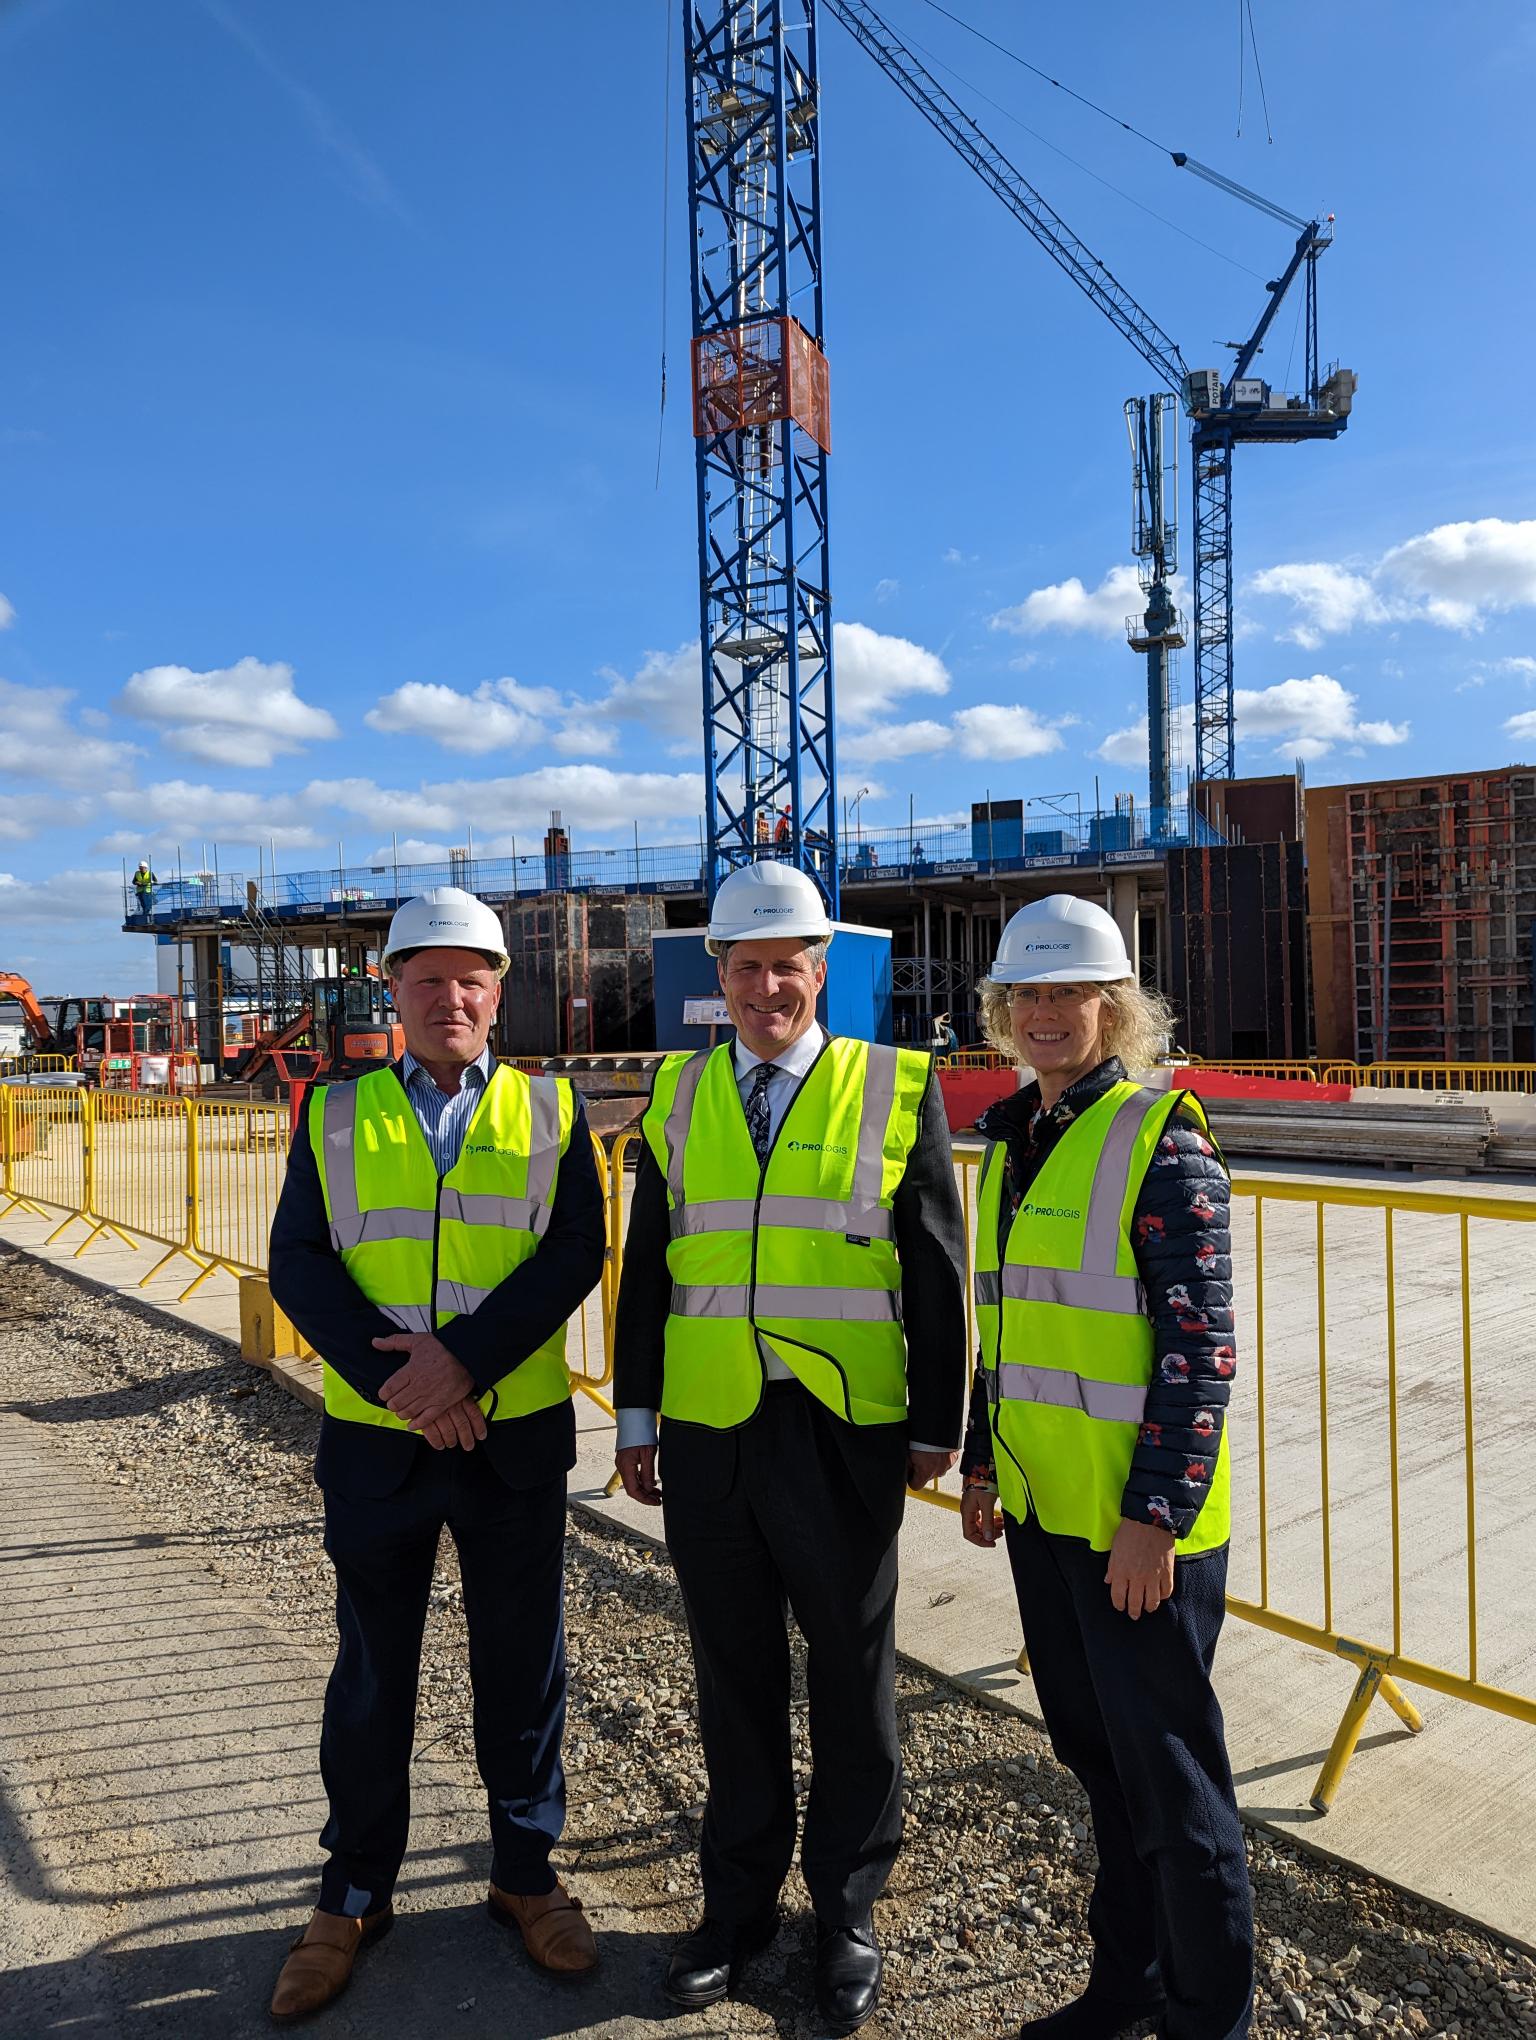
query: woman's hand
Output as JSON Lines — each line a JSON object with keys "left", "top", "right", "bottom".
{"left": 1105, "top": 1519, "right": 1176, "bottom": 1618}
{"left": 961, "top": 1484, "right": 1002, "bottom": 1549}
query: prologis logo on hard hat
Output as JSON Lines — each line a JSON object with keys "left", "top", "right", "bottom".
{"left": 1023, "top": 941, "right": 1072, "bottom": 952}
{"left": 752, "top": 905, "right": 793, "bottom": 916}
{"left": 428, "top": 917, "right": 468, "bottom": 928}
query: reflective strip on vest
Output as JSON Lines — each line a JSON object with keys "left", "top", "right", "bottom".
{"left": 995, "top": 1362, "right": 1147, "bottom": 1424}
{"left": 377, "top": 1302, "right": 435, "bottom": 1334}
{"left": 439, "top": 1188, "right": 550, "bottom": 1235}
{"left": 975, "top": 1264, "right": 1143, "bottom": 1312}
{"left": 669, "top": 1195, "right": 895, "bottom": 1241}
{"left": 321, "top": 1077, "right": 561, "bottom": 1248}
{"left": 670, "top": 1282, "right": 903, "bottom": 1324}
{"left": 1083, "top": 1085, "right": 1170, "bottom": 1272}
{"left": 849, "top": 1047, "right": 898, "bottom": 1211}
{"left": 437, "top": 1279, "right": 497, "bottom": 1316}
{"left": 660, "top": 1051, "right": 710, "bottom": 1202}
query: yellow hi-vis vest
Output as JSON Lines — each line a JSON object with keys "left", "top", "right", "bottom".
{"left": 310, "top": 1063, "right": 576, "bottom": 1430}
{"left": 641, "top": 1036, "right": 930, "bottom": 1429}
{"left": 975, "top": 1080, "right": 1231, "bottom": 1555}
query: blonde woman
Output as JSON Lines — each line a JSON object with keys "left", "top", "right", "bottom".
{"left": 959, "top": 895, "right": 1252, "bottom": 2040}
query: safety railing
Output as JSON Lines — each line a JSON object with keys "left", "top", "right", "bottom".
{"left": 1179, "top": 1059, "right": 1325, "bottom": 1082}
{"left": 937, "top": 1049, "right": 1010, "bottom": 1070}
{"left": 892, "top": 1149, "right": 1536, "bottom": 1809}
{"left": 0, "top": 1052, "right": 77, "bottom": 1077}
{"left": 8, "top": 1083, "right": 1533, "bottom": 1814}
{"left": 1322, "top": 1061, "right": 1536, "bottom": 1094}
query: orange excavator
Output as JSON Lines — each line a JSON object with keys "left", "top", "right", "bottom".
{"left": 239, "top": 974, "right": 404, "bottom": 1090}
{"left": 0, "top": 972, "right": 64, "bottom": 1058}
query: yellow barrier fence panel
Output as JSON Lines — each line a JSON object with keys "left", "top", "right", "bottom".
{"left": 187, "top": 1098, "right": 288, "bottom": 1299}
{"left": 1226, "top": 1176, "right": 1536, "bottom": 1810}
{"left": 2, "top": 1083, "right": 88, "bottom": 1236}
{"left": 567, "top": 1131, "right": 614, "bottom": 1401}
{"left": 85, "top": 1090, "right": 197, "bottom": 1272}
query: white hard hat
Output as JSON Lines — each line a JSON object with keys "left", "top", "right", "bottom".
{"left": 988, "top": 894, "right": 1133, "bottom": 985}
{"left": 382, "top": 887, "right": 510, "bottom": 979}
{"left": 705, "top": 861, "right": 834, "bottom": 957}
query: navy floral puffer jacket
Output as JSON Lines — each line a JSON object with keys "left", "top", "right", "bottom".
{"left": 960, "top": 1056, "right": 1236, "bottom": 1542}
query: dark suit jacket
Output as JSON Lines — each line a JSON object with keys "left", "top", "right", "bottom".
{"left": 612, "top": 1045, "right": 969, "bottom": 1513}
{"left": 269, "top": 1065, "right": 606, "bottom": 1499}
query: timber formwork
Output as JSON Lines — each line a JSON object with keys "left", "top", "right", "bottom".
{"left": 1308, "top": 769, "right": 1536, "bottom": 1064}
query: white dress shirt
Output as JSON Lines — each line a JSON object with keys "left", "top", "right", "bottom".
{"left": 616, "top": 1026, "right": 945, "bottom": 1456}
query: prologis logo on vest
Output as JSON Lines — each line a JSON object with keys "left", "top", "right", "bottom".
{"left": 785, "top": 1138, "right": 849, "bottom": 1155}
{"left": 1020, "top": 1201, "right": 1081, "bottom": 1219}
{"left": 463, "top": 1142, "right": 521, "bottom": 1157}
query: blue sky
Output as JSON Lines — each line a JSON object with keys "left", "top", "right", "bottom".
{"left": 3, "top": 0, "right": 1535, "bottom": 992}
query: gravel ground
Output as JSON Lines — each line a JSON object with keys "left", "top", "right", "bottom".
{"left": 3, "top": 1240, "right": 1535, "bottom": 2039}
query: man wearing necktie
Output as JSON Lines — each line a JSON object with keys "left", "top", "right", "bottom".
{"left": 613, "top": 862, "right": 968, "bottom": 2034}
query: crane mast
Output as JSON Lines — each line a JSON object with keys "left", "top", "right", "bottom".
{"left": 685, "top": 0, "right": 839, "bottom": 910}
{"left": 1125, "top": 394, "right": 1186, "bottom": 829}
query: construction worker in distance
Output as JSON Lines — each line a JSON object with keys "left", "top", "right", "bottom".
{"left": 773, "top": 803, "right": 793, "bottom": 849}
{"left": 132, "top": 859, "right": 156, "bottom": 916}
{"left": 958, "top": 894, "right": 1254, "bottom": 2040}
{"left": 266, "top": 886, "right": 606, "bottom": 2023}
{"left": 613, "top": 860, "right": 969, "bottom": 2035}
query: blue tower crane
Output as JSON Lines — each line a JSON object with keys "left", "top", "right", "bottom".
{"left": 816, "top": 0, "right": 1356, "bottom": 788}
{"left": 684, "top": 0, "right": 839, "bottom": 910}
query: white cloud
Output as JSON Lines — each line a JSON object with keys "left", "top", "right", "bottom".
{"left": 874, "top": 578, "right": 899, "bottom": 603}
{"left": 990, "top": 564, "right": 1155, "bottom": 639}
{"left": 0, "top": 868, "right": 128, "bottom": 923}
{"left": 1454, "top": 675, "right": 1486, "bottom": 693}
{"left": 0, "top": 679, "right": 142, "bottom": 789}
{"left": 365, "top": 676, "right": 563, "bottom": 755}
{"left": 118, "top": 657, "right": 339, "bottom": 766}
{"left": 549, "top": 718, "right": 619, "bottom": 757}
{"left": 0, "top": 594, "right": 14, "bottom": 630}
{"left": 833, "top": 621, "right": 950, "bottom": 724}
{"left": 97, "top": 779, "right": 325, "bottom": 852}
{"left": 841, "top": 718, "right": 953, "bottom": 764}
{"left": 0, "top": 790, "right": 93, "bottom": 842}
{"left": 1502, "top": 710, "right": 1536, "bottom": 744}
{"left": 953, "top": 703, "right": 1064, "bottom": 760}
{"left": 1094, "top": 699, "right": 1198, "bottom": 769}
{"left": 313, "top": 764, "right": 706, "bottom": 841}
{"left": 1247, "top": 562, "right": 1392, "bottom": 647}
{"left": 1233, "top": 674, "right": 1409, "bottom": 758}
{"left": 1498, "top": 656, "right": 1536, "bottom": 680}
{"left": 597, "top": 642, "right": 703, "bottom": 752}
{"left": 1379, "top": 518, "right": 1536, "bottom": 630}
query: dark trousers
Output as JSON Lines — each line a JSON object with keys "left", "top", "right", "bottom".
{"left": 661, "top": 1385, "right": 907, "bottom": 1927}
{"left": 316, "top": 1445, "right": 567, "bottom": 1915}
{"left": 1004, "top": 1514, "right": 1254, "bottom": 2040}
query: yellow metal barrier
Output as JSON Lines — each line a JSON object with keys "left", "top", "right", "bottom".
{"left": 8, "top": 1079, "right": 1532, "bottom": 1817}
{"left": 1323, "top": 1061, "right": 1536, "bottom": 1094}
{"left": 1180, "top": 1060, "right": 1323, "bottom": 1082}
{"left": 186, "top": 1098, "right": 289, "bottom": 1298}
{"left": 938, "top": 1049, "right": 1010, "bottom": 1070}
{"left": 0, "top": 1053, "right": 75, "bottom": 1078}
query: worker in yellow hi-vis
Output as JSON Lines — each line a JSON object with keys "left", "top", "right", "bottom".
{"left": 960, "top": 894, "right": 1252, "bottom": 2040}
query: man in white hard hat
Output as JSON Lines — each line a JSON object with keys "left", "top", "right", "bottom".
{"left": 958, "top": 893, "right": 1253, "bottom": 2040}
{"left": 612, "top": 861, "right": 969, "bottom": 2034}
{"left": 267, "top": 888, "right": 606, "bottom": 2021}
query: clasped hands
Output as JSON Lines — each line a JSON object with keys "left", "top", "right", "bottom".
{"left": 373, "top": 1331, "right": 486, "bottom": 1451}
{"left": 960, "top": 1488, "right": 1176, "bottom": 1619}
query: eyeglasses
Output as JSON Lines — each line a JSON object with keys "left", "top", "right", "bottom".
{"left": 1006, "top": 984, "right": 1095, "bottom": 1008}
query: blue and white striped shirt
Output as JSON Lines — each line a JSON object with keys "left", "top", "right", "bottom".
{"left": 402, "top": 1046, "right": 493, "bottom": 1176}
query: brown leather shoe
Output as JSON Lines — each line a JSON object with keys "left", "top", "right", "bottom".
{"left": 488, "top": 1879, "right": 598, "bottom": 1975}
{"left": 269, "top": 1906, "right": 393, "bottom": 2025}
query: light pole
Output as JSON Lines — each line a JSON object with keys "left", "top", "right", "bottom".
{"left": 851, "top": 785, "right": 871, "bottom": 845}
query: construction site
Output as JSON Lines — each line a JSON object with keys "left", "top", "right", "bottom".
{"left": 4, "top": 4, "right": 1536, "bottom": 2037}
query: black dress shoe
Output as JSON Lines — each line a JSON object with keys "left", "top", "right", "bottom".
{"left": 815, "top": 1919, "right": 882, "bottom": 2035}
{"left": 662, "top": 1908, "right": 779, "bottom": 2009}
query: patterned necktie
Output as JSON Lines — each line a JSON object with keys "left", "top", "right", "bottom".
{"left": 745, "top": 1061, "right": 778, "bottom": 1164}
